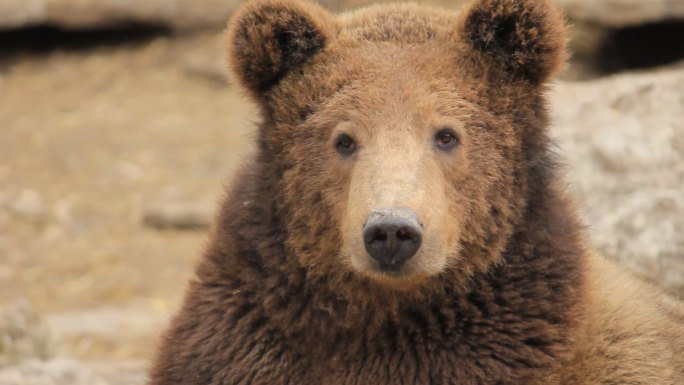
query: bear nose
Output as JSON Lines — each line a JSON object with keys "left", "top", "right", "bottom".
{"left": 363, "top": 208, "right": 423, "bottom": 270}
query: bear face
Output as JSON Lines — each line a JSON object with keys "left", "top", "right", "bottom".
{"left": 226, "top": 0, "right": 566, "bottom": 290}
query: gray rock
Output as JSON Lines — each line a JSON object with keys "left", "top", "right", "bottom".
{"left": 0, "top": 0, "right": 242, "bottom": 31}
{"left": 2, "top": 0, "right": 683, "bottom": 31}
{"left": 181, "top": 33, "right": 230, "bottom": 85}
{"left": 556, "top": 0, "right": 684, "bottom": 27}
{"left": 88, "top": 361, "right": 146, "bottom": 385}
{"left": 0, "top": 0, "right": 45, "bottom": 29}
{"left": 45, "top": 303, "right": 169, "bottom": 340}
{"left": 0, "top": 302, "right": 54, "bottom": 367}
{"left": 142, "top": 200, "right": 214, "bottom": 230}
{"left": 551, "top": 68, "right": 684, "bottom": 297}
{"left": 0, "top": 359, "right": 107, "bottom": 385}
{"left": 0, "top": 359, "right": 145, "bottom": 385}
{"left": 8, "top": 190, "right": 46, "bottom": 223}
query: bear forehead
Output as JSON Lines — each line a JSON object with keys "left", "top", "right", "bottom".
{"left": 339, "top": 4, "right": 457, "bottom": 44}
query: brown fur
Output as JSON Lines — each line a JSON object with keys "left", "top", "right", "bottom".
{"left": 147, "top": 0, "right": 684, "bottom": 384}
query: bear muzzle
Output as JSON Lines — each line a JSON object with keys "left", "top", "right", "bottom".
{"left": 362, "top": 208, "right": 423, "bottom": 272}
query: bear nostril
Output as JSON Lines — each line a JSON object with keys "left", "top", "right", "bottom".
{"left": 396, "top": 227, "right": 412, "bottom": 241}
{"left": 372, "top": 229, "right": 388, "bottom": 243}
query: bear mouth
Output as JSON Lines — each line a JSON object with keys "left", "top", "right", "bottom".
{"left": 370, "top": 259, "right": 409, "bottom": 275}
{"left": 360, "top": 257, "right": 435, "bottom": 286}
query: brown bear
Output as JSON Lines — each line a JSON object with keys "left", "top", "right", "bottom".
{"left": 147, "top": 0, "right": 684, "bottom": 384}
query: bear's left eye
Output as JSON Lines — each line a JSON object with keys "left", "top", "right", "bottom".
{"left": 335, "top": 133, "right": 357, "bottom": 156}
{"left": 434, "top": 127, "right": 460, "bottom": 150}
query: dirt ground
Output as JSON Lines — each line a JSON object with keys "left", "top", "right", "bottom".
{"left": 0, "top": 32, "right": 255, "bottom": 360}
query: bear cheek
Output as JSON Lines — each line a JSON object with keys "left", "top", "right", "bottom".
{"left": 425, "top": 152, "right": 471, "bottom": 265}
{"left": 339, "top": 190, "right": 371, "bottom": 273}
{"left": 414, "top": 197, "right": 465, "bottom": 275}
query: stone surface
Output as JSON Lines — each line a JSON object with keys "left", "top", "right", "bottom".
{"left": 143, "top": 201, "right": 214, "bottom": 230}
{"left": 0, "top": 0, "right": 45, "bottom": 29}
{"left": 0, "top": 31, "right": 253, "bottom": 360}
{"left": 0, "top": 0, "right": 243, "bottom": 30}
{"left": 45, "top": 302, "right": 169, "bottom": 349}
{"left": 7, "top": 189, "right": 46, "bottom": 222}
{"left": 1, "top": 0, "right": 683, "bottom": 32}
{"left": 0, "top": 359, "right": 145, "bottom": 385}
{"left": 551, "top": 68, "right": 684, "bottom": 297}
{"left": 0, "top": 359, "right": 107, "bottom": 385}
{"left": 556, "top": 0, "right": 684, "bottom": 27}
{"left": 0, "top": 302, "right": 54, "bottom": 368}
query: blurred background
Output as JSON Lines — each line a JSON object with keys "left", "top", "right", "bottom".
{"left": 0, "top": 0, "right": 682, "bottom": 383}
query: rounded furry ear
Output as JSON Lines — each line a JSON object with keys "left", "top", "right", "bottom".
{"left": 461, "top": 0, "right": 567, "bottom": 83}
{"left": 226, "top": 0, "right": 338, "bottom": 97}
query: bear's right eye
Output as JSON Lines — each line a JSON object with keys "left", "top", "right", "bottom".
{"left": 434, "top": 127, "right": 460, "bottom": 151}
{"left": 335, "top": 133, "right": 357, "bottom": 156}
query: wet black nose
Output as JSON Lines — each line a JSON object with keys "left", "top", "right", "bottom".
{"left": 363, "top": 208, "right": 423, "bottom": 270}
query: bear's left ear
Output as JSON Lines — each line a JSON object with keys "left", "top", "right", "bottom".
{"left": 461, "top": 0, "right": 567, "bottom": 84}
{"left": 226, "top": 0, "right": 339, "bottom": 99}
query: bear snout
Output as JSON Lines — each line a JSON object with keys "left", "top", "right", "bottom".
{"left": 362, "top": 208, "right": 423, "bottom": 271}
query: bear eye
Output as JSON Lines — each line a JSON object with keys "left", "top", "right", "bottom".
{"left": 434, "top": 127, "right": 460, "bottom": 150}
{"left": 335, "top": 133, "right": 357, "bottom": 156}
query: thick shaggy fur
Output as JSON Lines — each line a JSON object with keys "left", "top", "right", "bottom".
{"left": 147, "top": 0, "right": 684, "bottom": 384}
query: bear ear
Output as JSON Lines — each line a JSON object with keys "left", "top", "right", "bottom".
{"left": 461, "top": 0, "right": 567, "bottom": 84}
{"left": 226, "top": 0, "right": 338, "bottom": 98}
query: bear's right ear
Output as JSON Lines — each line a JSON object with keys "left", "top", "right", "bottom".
{"left": 226, "top": 0, "right": 338, "bottom": 98}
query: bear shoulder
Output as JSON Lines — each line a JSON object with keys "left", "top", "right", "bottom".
{"left": 560, "top": 252, "right": 684, "bottom": 384}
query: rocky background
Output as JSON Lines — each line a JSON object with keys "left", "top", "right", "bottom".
{"left": 1, "top": 0, "right": 683, "bottom": 383}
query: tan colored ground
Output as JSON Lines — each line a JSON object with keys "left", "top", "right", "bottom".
{"left": 0, "top": 32, "right": 255, "bottom": 360}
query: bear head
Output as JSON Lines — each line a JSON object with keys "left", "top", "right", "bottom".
{"left": 225, "top": 0, "right": 566, "bottom": 292}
